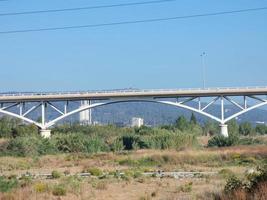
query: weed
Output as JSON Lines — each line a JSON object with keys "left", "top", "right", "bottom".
{"left": 52, "top": 184, "right": 66, "bottom": 196}
{"left": 84, "top": 167, "right": 103, "bottom": 177}
{"left": 177, "top": 182, "right": 193, "bottom": 193}
{"left": 51, "top": 170, "right": 62, "bottom": 179}
{"left": 34, "top": 182, "right": 49, "bottom": 193}
{"left": 0, "top": 176, "right": 18, "bottom": 193}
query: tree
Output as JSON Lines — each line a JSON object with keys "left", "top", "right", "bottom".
{"left": 203, "top": 121, "right": 219, "bottom": 136}
{"left": 255, "top": 124, "right": 267, "bottom": 135}
{"left": 190, "top": 113, "right": 197, "bottom": 125}
{"left": 239, "top": 122, "right": 253, "bottom": 136}
{"left": 175, "top": 116, "right": 189, "bottom": 131}
{"left": 0, "top": 116, "right": 21, "bottom": 138}
{"left": 228, "top": 120, "right": 239, "bottom": 136}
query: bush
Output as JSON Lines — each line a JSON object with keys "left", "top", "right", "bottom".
{"left": 85, "top": 167, "right": 103, "bottom": 177}
{"left": 19, "top": 175, "right": 32, "bottom": 188}
{"left": 54, "top": 133, "right": 107, "bottom": 153}
{"left": 6, "top": 136, "right": 40, "bottom": 157}
{"left": 221, "top": 165, "right": 267, "bottom": 199}
{"left": 140, "top": 131, "right": 198, "bottom": 150}
{"left": 61, "top": 176, "right": 82, "bottom": 194}
{"left": 3, "top": 136, "right": 57, "bottom": 157}
{"left": 34, "top": 182, "right": 49, "bottom": 193}
{"left": 54, "top": 133, "right": 87, "bottom": 153}
{"left": 238, "top": 137, "right": 263, "bottom": 145}
{"left": 177, "top": 182, "right": 193, "bottom": 193}
{"left": 52, "top": 184, "right": 66, "bottom": 196}
{"left": 121, "top": 134, "right": 141, "bottom": 150}
{"left": 224, "top": 176, "right": 243, "bottom": 193}
{"left": 111, "top": 138, "right": 125, "bottom": 152}
{"left": 11, "top": 124, "right": 38, "bottom": 138}
{"left": 0, "top": 176, "right": 18, "bottom": 193}
{"left": 51, "top": 170, "right": 62, "bottom": 179}
{"left": 255, "top": 124, "right": 267, "bottom": 135}
{"left": 239, "top": 122, "right": 253, "bottom": 136}
{"left": 208, "top": 134, "right": 239, "bottom": 147}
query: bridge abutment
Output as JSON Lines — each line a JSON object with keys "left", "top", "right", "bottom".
{"left": 40, "top": 129, "right": 51, "bottom": 138}
{"left": 220, "top": 124, "right": 228, "bottom": 137}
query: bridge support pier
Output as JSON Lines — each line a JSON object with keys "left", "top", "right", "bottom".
{"left": 40, "top": 129, "right": 51, "bottom": 138}
{"left": 220, "top": 124, "right": 228, "bottom": 138}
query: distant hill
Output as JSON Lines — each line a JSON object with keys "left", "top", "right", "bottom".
{"left": 90, "top": 102, "right": 267, "bottom": 126}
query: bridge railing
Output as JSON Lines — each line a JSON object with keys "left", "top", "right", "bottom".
{"left": 1, "top": 86, "right": 267, "bottom": 97}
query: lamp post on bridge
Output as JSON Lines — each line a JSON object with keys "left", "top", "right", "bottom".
{"left": 200, "top": 52, "right": 206, "bottom": 89}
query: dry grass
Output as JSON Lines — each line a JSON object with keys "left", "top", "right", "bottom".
{"left": 0, "top": 145, "right": 266, "bottom": 200}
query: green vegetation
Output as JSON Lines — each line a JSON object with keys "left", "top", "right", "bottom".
{"left": 84, "top": 167, "right": 103, "bottom": 177}
{"left": 52, "top": 184, "right": 66, "bottom": 196}
{"left": 219, "top": 165, "right": 267, "bottom": 199}
{"left": 51, "top": 170, "right": 62, "bottom": 179}
{"left": 208, "top": 134, "right": 239, "bottom": 147}
{"left": 0, "top": 115, "right": 267, "bottom": 158}
{"left": 0, "top": 176, "right": 18, "bottom": 192}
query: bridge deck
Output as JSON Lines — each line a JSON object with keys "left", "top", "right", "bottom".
{"left": 1, "top": 87, "right": 267, "bottom": 102}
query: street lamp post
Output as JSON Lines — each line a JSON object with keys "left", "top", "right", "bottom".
{"left": 200, "top": 52, "right": 206, "bottom": 89}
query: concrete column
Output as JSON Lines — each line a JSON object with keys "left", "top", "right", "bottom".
{"left": 40, "top": 129, "right": 51, "bottom": 138}
{"left": 220, "top": 124, "right": 228, "bottom": 137}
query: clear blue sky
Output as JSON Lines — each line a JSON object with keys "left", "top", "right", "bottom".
{"left": 0, "top": 0, "right": 267, "bottom": 92}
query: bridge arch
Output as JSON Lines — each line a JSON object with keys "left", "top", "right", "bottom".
{"left": 45, "top": 99, "right": 223, "bottom": 129}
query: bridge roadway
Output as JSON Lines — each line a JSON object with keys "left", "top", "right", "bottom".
{"left": 1, "top": 87, "right": 267, "bottom": 102}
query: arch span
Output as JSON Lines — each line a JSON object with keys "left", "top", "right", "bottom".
{"left": 45, "top": 99, "right": 223, "bottom": 129}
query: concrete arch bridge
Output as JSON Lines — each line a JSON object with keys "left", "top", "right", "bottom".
{"left": 1, "top": 87, "right": 267, "bottom": 138}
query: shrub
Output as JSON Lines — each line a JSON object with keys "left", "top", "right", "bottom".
{"left": 11, "top": 124, "right": 38, "bottom": 138}
{"left": 3, "top": 136, "right": 56, "bottom": 157}
{"left": 224, "top": 176, "right": 243, "bottom": 193}
{"left": 54, "top": 133, "right": 87, "bottom": 153}
{"left": 221, "top": 165, "right": 267, "bottom": 199}
{"left": 111, "top": 138, "right": 125, "bottom": 152}
{"left": 121, "top": 134, "right": 141, "bottom": 150}
{"left": 52, "top": 184, "right": 66, "bottom": 196}
{"left": 177, "top": 182, "right": 193, "bottom": 193}
{"left": 19, "top": 175, "right": 32, "bottom": 188}
{"left": 140, "top": 131, "right": 198, "bottom": 150}
{"left": 207, "top": 134, "right": 239, "bottom": 147}
{"left": 51, "top": 170, "right": 62, "bottom": 179}
{"left": 238, "top": 137, "right": 263, "bottom": 145}
{"left": 85, "top": 167, "right": 103, "bottom": 177}
{"left": 6, "top": 136, "right": 40, "bottom": 157}
{"left": 239, "top": 122, "right": 253, "bottom": 136}
{"left": 0, "top": 176, "right": 18, "bottom": 192}
{"left": 34, "top": 182, "right": 49, "bottom": 193}
{"left": 54, "top": 133, "right": 107, "bottom": 153}
{"left": 61, "top": 176, "right": 82, "bottom": 194}
{"left": 84, "top": 136, "right": 108, "bottom": 153}
{"left": 255, "top": 124, "right": 267, "bottom": 135}
{"left": 247, "top": 165, "right": 267, "bottom": 192}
